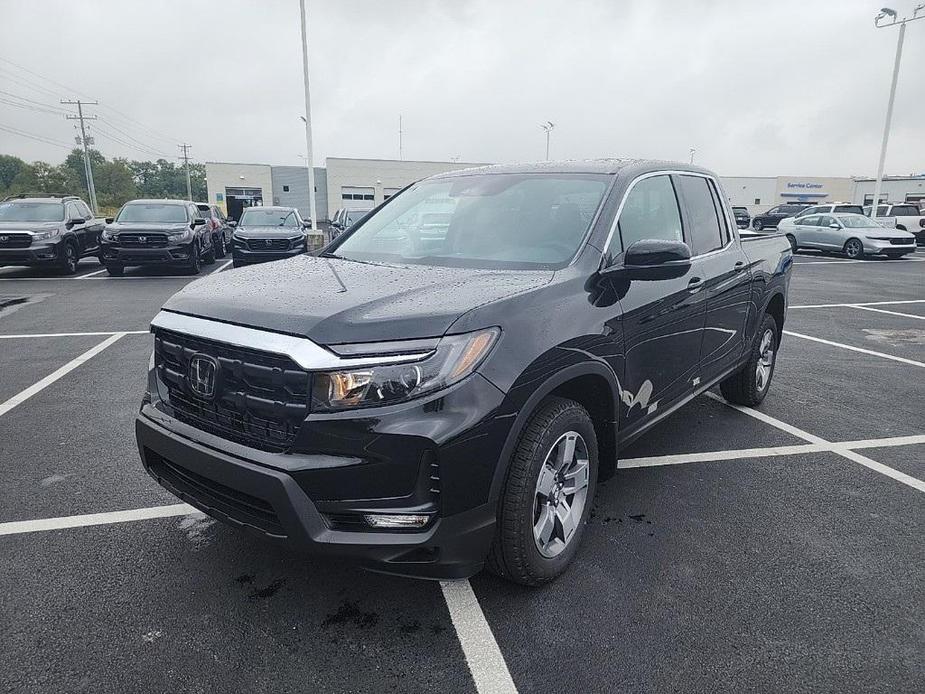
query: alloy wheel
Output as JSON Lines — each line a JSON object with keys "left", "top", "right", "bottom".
{"left": 845, "top": 239, "right": 863, "bottom": 259}
{"left": 755, "top": 328, "right": 775, "bottom": 392}
{"left": 533, "top": 431, "right": 590, "bottom": 558}
{"left": 753, "top": 220, "right": 763, "bottom": 231}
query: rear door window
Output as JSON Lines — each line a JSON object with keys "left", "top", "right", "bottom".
{"left": 676, "top": 175, "right": 724, "bottom": 255}
{"left": 616, "top": 174, "right": 684, "bottom": 255}
{"left": 890, "top": 205, "right": 920, "bottom": 216}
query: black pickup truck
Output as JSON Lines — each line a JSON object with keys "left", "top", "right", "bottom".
{"left": 136, "top": 160, "right": 792, "bottom": 586}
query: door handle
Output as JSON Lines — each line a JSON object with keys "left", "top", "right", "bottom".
{"left": 687, "top": 276, "right": 703, "bottom": 290}
{"left": 733, "top": 261, "right": 746, "bottom": 272}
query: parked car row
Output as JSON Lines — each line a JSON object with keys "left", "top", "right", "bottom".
{"left": 0, "top": 194, "right": 318, "bottom": 276}
{"left": 781, "top": 212, "right": 916, "bottom": 258}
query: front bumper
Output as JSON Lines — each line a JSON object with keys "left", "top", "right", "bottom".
{"left": 862, "top": 238, "right": 917, "bottom": 255}
{"left": 136, "top": 369, "right": 510, "bottom": 579}
{"left": 231, "top": 245, "right": 306, "bottom": 265}
{"left": 0, "top": 239, "right": 65, "bottom": 266}
{"left": 100, "top": 240, "right": 194, "bottom": 266}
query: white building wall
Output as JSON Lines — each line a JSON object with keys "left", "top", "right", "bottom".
{"left": 718, "top": 177, "right": 778, "bottom": 216}
{"left": 324, "top": 158, "right": 487, "bottom": 219}
{"left": 774, "top": 176, "right": 856, "bottom": 205}
{"left": 852, "top": 177, "right": 925, "bottom": 205}
{"left": 205, "top": 162, "right": 274, "bottom": 215}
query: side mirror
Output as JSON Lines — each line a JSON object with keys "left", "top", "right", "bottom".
{"left": 227, "top": 220, "right": 237, "bottom": 227}
{"left": 69, "top": 217, "right": 86, "bottom": 225}
{"left": 192, "top": 218, "right": 206, "bottom": 227}
{"left": 302, "top": 220, "right": 312, "bottom": 229}
{"left": 829, "top": 223, "right": 840, "bottom": 229}
{"left": 606, "top": 239, "right": 692, "bottom": 281}
{"left": 105, "top": 217, "right": 114, "bottom": 224}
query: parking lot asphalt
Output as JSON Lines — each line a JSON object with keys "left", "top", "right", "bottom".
{"left": 1, "top": 249, "right": 923, "bottom": 693}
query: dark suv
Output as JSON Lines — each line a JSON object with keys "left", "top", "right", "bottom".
{"left": 751, "top": 204, "right": 810, "bottom": 231}
{"left": 0, "top": 194, "right": 102, "bottom": 274}
{"left": 231, "top": 206, "right": 309, "bottom": 267}
{"left": 100, "top": 199, "right": 215, "bottom": 276}
{"left": 137, "top": 160, "right": 791, "bottom": 585}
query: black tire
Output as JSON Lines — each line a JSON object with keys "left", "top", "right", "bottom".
{"left": 58, "top": 241, "right": 79, "bottom": 275}
{"left": 786, "top": 234, "right": 798, "bottom": 253}
{"left": 719, "top": 314, "right": 778, "bottom": 407}
{"left": 214, "top": 232, "right": 227, "bottom": 258}
{"left": 843, "top": 238, "right": 864, "bottom": 259}
{"left": 486, "top": 396, "right": 599, "bottom": 586}
{"left": 105, "top": 264, "right": 124, "bottom": 277}
{"left": 186, "top": 242, "right": 201, "bottom": 275}
{"left": 752, "top": 219, "right": 763, "bottom": 231}
{"left": 202, "top": 239, "right": 216, "bottom": 265}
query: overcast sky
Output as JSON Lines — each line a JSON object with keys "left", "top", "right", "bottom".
{"left": 1, "top": 0, "right": 923, "bottom": 177}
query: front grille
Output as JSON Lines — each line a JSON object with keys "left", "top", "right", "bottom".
{"left": 145, "top": 448, "right": 286, "bottom": 537}
{"left": 117, "top": 233, "right": 168, "bottom": 248}
{"left": 154, "top": 328, "right": 311, "bottom": 452}
{"left": 0, "top": 233, "right": 33, "bottom": 248}
{"left": 889, "top": 238, "right": 912, "bottom": 246}
{"left": 246, "top": 237, "right": 292, "bottom": 251}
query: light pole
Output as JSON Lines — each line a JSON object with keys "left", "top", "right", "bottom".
{"left": 540, "top": 121, "right": 555, "bottom": 160}
{"left": 298, "top": 0, "right": 318, "bottom": 232}
{"left": 869, "top": 4, "right": 924, "bottom": 214}
{"left": 689, "top": 148, "right": 696, "bottom": 164}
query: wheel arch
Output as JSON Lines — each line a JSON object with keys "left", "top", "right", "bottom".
{"left": 763, "top": 291, "right": 786, "bottom": 343}
{"left": 489, "top": 361, "right": 620, "bottom": 506}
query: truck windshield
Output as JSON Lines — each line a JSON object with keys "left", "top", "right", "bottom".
{"left": 239, "top": 208, "right": 299, "bottom": 227}
{"left": 332, "top": 173, "right": 610, "bottom": 269}
{"left": 0, "top": 201, "right": 64, "bottom": 222}
{"left": 116, "top": 204, "right": 187, "bottom": 223}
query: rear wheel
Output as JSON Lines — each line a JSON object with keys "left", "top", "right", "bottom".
{"left": 786, "top": 234, "right": 797, "bottom": 253}
{"left": 186, "top": 241, "right": 202, "bottom": 274}
{"left": 720, "top": 314, "right": 778, "bottom": 406}
{"left": 486, "top": 397, "right": 598, "bottom": 586}
{"left": 843, "top": 238, "right": 864, "bottom": 259}
{"left": 214, "top": 233, "right": 227, "bottom": 258}
{"left": 203, "top": 241, "right": 216, "bottom": 265}
{"left": 58, "top": 241, "right": 78, "bottom": 275}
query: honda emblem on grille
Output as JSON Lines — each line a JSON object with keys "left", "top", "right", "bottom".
{"left": 265, "top": 238, "right": 272, "bottom": 246}
{"left": 187, "top": 353, "right": 218, "bottom": 399}
{"left": 138, "top": 236, "right": 147, "bottom": 243}
{"left": 0, "top": 236, "right": 8, "bottom": 242}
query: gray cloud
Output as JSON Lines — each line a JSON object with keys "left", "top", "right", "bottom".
{"left": 1, "top": 0, "right": 922, "bottom": 177}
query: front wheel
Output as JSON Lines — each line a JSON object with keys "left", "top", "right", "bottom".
{"left": 214, "top": 233, "right": 227, "bottom": 258}
{"left": 752, "top": 219, "right": 764, "bottom": 231}
{"left": 58, "top": 241, "right": 79, "bottom": 275}
{"left": 105, "top": 264, "right": 124, "bottom": 277}
{"left": 843, "top": 238, "right": 864, "bottom": 259}
{"left": 786, "top": 234, "right": 798, "bottom": 253}
{"left": 486, "top": 397, "right": 598, "bottom": 586}
{"left": 186, "top": 242, "right": 201, "bottom": 275}
{"left": 720, "top": 314, "right": 778, "bottom": 406}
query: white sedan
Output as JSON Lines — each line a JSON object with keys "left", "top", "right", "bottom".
{"left": 786, "top": 212, "right": 916, "bottom": 259}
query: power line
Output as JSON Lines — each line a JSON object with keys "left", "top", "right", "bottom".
{"left": 97, "top": 117, "right": 174, "bottom": 158}
{"left": 0, "top": 89, "right": 72, "bottom": 115}
{"left": 0, "top": 122, "right": 72, "bottom": 149}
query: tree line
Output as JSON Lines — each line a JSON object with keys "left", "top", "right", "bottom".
{"left": 0, "top": 150, "right": 207, "bottom": 213}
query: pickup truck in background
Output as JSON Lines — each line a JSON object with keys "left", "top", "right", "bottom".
{"left": 864, "top": 203, "right": 925, "bottom": 244}
{"left": 136, "top": 160, "right": 792, "bottom": 586}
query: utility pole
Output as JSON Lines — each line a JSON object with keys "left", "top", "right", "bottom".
{"left": 869, "top": 5, "right": 924, "bottom": 213}
{"left": 178, "top": 143, "right": 193, "bottom": 201}
{"left": 399, "top": 114, "right": 403, "bottom": 160}
{"left": 298, "top": 0, "right": 319, "bottom": 232}
{"left": 61, "top": 99, "right": 99, "bottom": 214}
{"left": 540, "top": 121, "right": 555, "bottom": 160}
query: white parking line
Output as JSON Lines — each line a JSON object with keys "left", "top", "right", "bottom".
{"left": 211, "top": 259, "right": 233, "bottom": 274}
{"left": 790, "top": 299, "right": 925, "bottom": 309}
{"left": 0, "top": 332, "right": 125, "bottom": 418}
{"left": 0, "top": 503, "right": 196, "bottom": 536}
{"left": 0, "top": 330, "right": 148, "bottom": 339}
{"left": 76, "top": 268, "right": 108, "bottom": 279}
{"left": 783, "top": 330, "right": 925, "bottom": 368}
{"left": 849, "top": 305, "right": 925, "bottom": 321}
{"left": 439, "top": 581, "right": 518, "bottom": 694}
{"left": 706, "top": 392, "right": 925, "bottom": 494}
{"left": 620, "top": 443, "right": 827, "bottom": 468}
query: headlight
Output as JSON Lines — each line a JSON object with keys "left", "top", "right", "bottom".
{"left": 101, "top": 228, "right": 116, "bottom": 241}
{"left": 312, "top": 328, "right": 500, "bottom": 411}
{"left": 167, "top": 229, "right": 193, "bottom": 242}
{"left": 31, "top": 229, "right": 59, "bottom": 241}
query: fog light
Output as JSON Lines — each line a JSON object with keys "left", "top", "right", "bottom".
{"left": 363, "top": 513, "right": 430, "bottom": 529}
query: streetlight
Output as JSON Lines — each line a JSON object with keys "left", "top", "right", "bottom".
{"left": 298, "top": 0, "right": 318, "bottom": 232}
{"left": 689, "top": 148, "right": 696, "bottom": 164}
{"left": 868, "top": 4, "right": 924, "bottom": 214}
{"left": 540, "top": 121, "right": 555, "bottom": 160}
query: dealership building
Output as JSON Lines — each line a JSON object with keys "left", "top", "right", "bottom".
{"left": 206, "top": 158, "right": 924, "bottom": 221}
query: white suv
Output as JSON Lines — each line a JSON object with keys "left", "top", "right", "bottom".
{"left": 778, "top": 202, "right": 865, "bottom": 232}
{"left": 864, "top": 203, "right": 925, "bottom": 244}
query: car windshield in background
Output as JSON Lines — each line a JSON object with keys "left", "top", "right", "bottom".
{"left": 333, "top": 173, "right": 610, "bottom": 269}
{"left": 780, "top": 206, "right": 806, "bottom": 214}
{"left": 116, "top": 204, "right": 187, "bottom": 223}
{"left": 891, "top": 205, "right": 920, "bottom": 216}
{"left": 838, "top": 214, "right": 881, "bottom": 228}
{"left": 239, "top": 209, "right": 299, "bottom": 227}
{"left": 0, "top": 201, "right": 64, "bottom": 222}
{"left": 833, "top": 205, "right": 864, "bottom": 214}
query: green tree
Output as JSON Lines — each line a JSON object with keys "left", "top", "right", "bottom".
{"left": 0, "top": 154, "right": 27, "bottom": 194}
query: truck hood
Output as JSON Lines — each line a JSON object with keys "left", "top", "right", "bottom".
{"left": 0, "top": 221, "right": 63, "bottom": 232}
{"left": 162, "top": 254, "right": 553, "bottom": 344}
{"left": 109, "top": 222, "right": 191, "bottom": 233}
{"left": 234, "top": 225, "right": 303, "bottom": 237}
